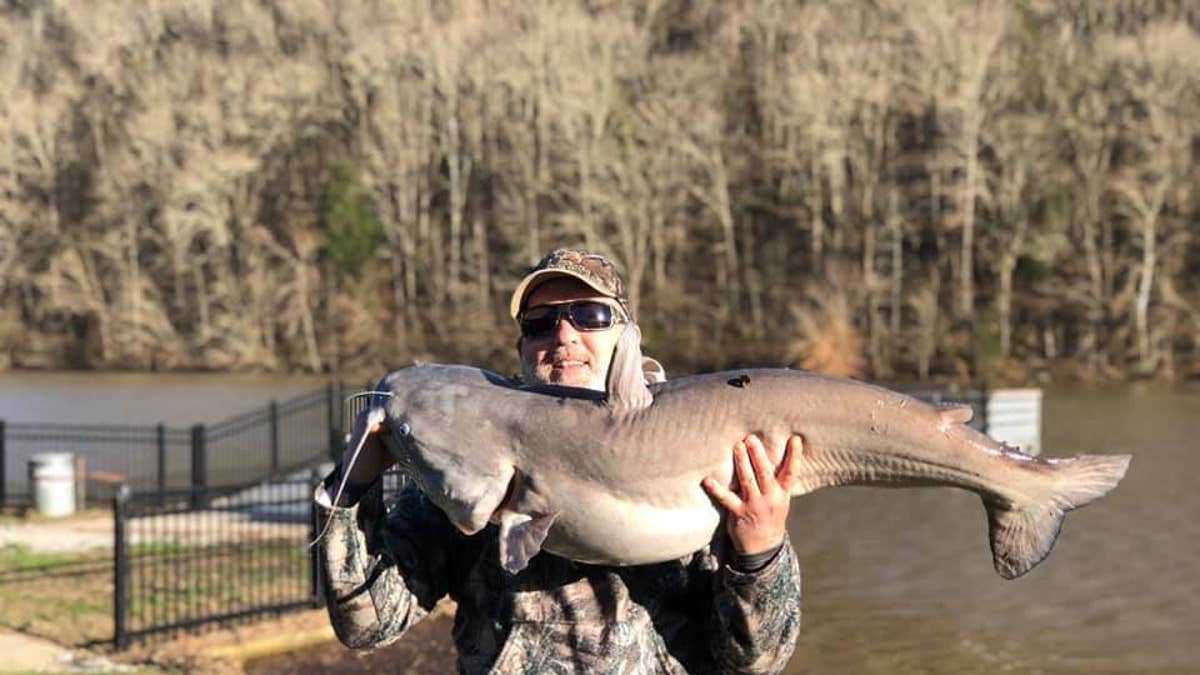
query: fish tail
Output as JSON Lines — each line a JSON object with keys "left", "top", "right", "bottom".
{"left": 986, "top": 454, "right": 1131, "bottom": 579}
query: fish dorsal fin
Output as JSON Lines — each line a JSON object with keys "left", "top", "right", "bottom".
{"left": 605, "top": 321, "right": 654, "bottom": 412}
{"left": 937, "top": 403, "right": 975, "bottom": 426}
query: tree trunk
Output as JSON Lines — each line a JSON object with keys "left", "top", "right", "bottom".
{"left": 999, "top": 251, "right": 1015, "bottom": 358}
{"left": 443, "top": 101, "right": 470, "bottom": 304}
{"left": 888, "top": 187, "right": 903, "bottom": 339}
{"left": 713, "top": 156, "right": 741, "bottom": 306}
{"left": 808, "top": 150, "right": 824, "bottom": 272}
{"left": 473, "top": 215, "right": 490, "bottom": 319}
{"left": 863, "top": 221, "right": 882, "bottom": 377}
{"left": 1135, "top": 215, "right": 1157, "bottom": 372}
{"left": 958, "top": 117, "right": 980, "bottom": 321}
{"left": 741, "top": 221, "right": 764, "bottom": 339}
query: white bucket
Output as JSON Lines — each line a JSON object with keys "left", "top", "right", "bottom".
{"left": 30, "top": 453, "right": 76, "bottom": 517}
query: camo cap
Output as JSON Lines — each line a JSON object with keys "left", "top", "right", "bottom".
{"left": 509, "top": 248, "right": 631, "bottom": 320}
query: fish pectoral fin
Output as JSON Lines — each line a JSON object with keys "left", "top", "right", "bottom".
{"left": 605, "top": 322, "right": 654, "bottom": 412}
{"left": 498, "top": 510, "right": 559, "bottom": 574}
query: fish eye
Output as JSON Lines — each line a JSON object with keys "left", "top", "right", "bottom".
{"left": 394, "top": 421, "right": 411, "bottom": 438}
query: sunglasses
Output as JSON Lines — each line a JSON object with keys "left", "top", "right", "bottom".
{"left": 519, "top": 301, "right": 624, "bottom": 337}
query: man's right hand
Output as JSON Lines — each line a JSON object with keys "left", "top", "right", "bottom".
{"left": 336, "top": 409, "right": 397, "bottom": 505}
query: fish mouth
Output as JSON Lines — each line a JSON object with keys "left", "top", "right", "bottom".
{"left": 488, "top": 470, "right": 520, "bottom": 525}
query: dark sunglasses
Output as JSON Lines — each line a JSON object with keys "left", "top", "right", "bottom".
{"left": 519, "top": 301, "right": 624, "bottom": 337}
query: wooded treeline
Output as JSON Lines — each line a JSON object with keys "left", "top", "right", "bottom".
{"left": 1, "top": 0, "right": 1198, "bottom": 382}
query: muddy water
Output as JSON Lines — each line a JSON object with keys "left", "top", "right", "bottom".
{"left": 785, "top": 383, "right": 1199, "bottom": 674}
{"left": 0, "top": 371, "right": 330, "bottom": 425}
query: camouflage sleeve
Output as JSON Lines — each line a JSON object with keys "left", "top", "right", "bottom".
{"left": 708, "top": 536, "right": 803, "bottom": 673}
{"left": 316, "top": 478, "right": 454, "bottom": 650}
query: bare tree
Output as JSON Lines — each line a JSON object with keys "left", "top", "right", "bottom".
{"left": 1109, "top": 23, "right": 1199, "bottom": 374}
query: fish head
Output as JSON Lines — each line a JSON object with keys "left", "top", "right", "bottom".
{"left": 378, "top": 366, "right": 518, "bottom": 535}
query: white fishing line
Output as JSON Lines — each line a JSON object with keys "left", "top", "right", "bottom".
{"left": 309, "top": 391, "right": 393, "bottom": 547}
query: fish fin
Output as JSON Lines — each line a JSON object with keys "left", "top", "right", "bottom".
{"left": 937, "top": 404, "right": 974, "bottom": 426}
{"left": 986, "top": 454, "right": 1131, "bottom": 579}
{"left": 498, "top": 511, "right": 559, "bottom": 574}
{"left": 606, "top": 322, "right": 654, "bottom": 412}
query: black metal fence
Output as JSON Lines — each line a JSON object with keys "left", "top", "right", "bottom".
{"left": 112, "top": 477, "right": 322, "bottom": 648}
{"left": 1, "top": 384, "right": 346, "bottom": 507}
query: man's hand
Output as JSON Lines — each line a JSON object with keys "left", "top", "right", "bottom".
{"left": 702, "top": 434, "right": 803, "bottom": 556}
{"left": 336, "top": 409, "right": 396, "bottom": 505}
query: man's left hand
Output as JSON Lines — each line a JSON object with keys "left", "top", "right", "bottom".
{"left": 702, "top": 434, "right": 804, "bottom": 556}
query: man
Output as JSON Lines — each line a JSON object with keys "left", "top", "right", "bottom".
{"left": 317, "top": 248, "right": 803, "bottom": 673}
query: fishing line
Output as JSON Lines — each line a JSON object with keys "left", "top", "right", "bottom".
{"left": 309, "top": 391, "right": 393, "bottom": 547}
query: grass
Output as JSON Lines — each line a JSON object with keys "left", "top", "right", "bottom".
{"left": 0, "top": 563, "right": 113, "bottom": 646}
{"left": 0, "top": 543, "right": 101, "bottom": 570}
{"left": 0, "top": 539, "right": 311, "bottom": 647}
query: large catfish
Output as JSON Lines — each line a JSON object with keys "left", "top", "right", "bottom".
{"left": 352, "top": 324, "right": 1130, "bottom": 579}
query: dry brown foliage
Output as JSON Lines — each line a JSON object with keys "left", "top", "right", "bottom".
{"left": 0, "top": 1, "right": 1197, "bottom": 381}
{"left": 789, "top": 295, "right": 866, "bottom": 379}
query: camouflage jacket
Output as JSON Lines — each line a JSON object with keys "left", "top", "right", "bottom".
{"left": 317, "top": 479, "right": 802, "bottom": 674}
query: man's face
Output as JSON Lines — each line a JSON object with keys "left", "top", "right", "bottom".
{"left": 517, "top": 278, "right": 623, "bottom": 391}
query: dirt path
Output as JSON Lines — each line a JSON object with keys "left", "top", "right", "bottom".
{"left": 3, "top": 510, "right": 307, "bottom": 554}
{"left": 243, "top": 612, "right": 456, "bottom": 675}
{"left": 1, "top": 510, "right": 113, "bottom": 553}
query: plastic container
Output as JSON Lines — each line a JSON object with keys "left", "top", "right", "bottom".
{"left": 30, "top": 453, "right": 76, "bottom": 517}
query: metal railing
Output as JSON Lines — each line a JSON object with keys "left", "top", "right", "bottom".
{"left": 108, "top": 467, "right": 412, "bottom": 648}
{"left": 112, "top": 477, "right": 322, "bottom": 648}
{"left": 1, "top": 384, "right": 347, "bottom": 507}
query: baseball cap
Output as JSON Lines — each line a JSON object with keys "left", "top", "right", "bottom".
{"left": 509, "top": 248, "right": 631, "bottom": 320}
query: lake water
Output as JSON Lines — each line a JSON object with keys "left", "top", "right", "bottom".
{"left": 786, "top": 382, "right": 1199, "bottom": 674}
{"left": 0, "top": 371, "right": 332, "bottom": 426}
{"left": 3, "top": 372, "right": 1196, "bottom": 672}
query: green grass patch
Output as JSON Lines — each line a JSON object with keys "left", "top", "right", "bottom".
{"left": 0, "top": 543, "right": 88, "bottom": 570}
{"left": 0, "top": 539, "right": 311, "bottom": 647}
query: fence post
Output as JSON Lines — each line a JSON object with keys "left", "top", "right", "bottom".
{"left": 269, "top": 400, "right": 280, "bottom": 476}
{"left": 190, "top": 424, "right": 206, "bottom": 509}
{"left": 113, "top": 483, "right": 130, "bottom": 650}
{"left": 309, "top": 469, "right": 324, "bottom": 607}
{"left": 978, "top": 381, "right": 991, "bottom": 433}
{"left": 0, "top": 420, "right": 6, "bottom": 508}
{"left": 156, "top": 424, "right": 166, "bottom": 505}
{"left": 327, "top": 383, "right": 341, "bottom": 463}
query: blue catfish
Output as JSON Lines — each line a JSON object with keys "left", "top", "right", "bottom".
{"left": 351, "top": 324, "right": 1130, "bottom": 578}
